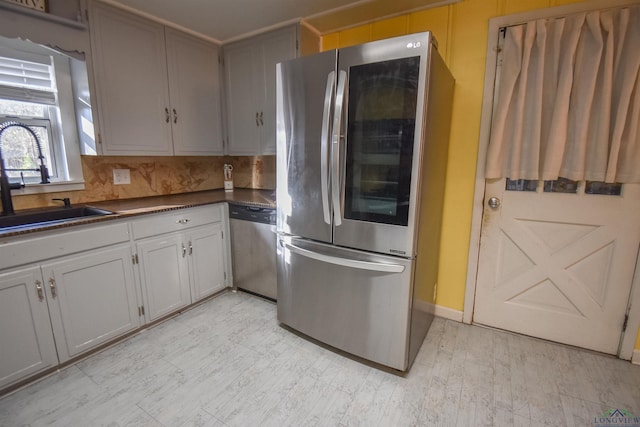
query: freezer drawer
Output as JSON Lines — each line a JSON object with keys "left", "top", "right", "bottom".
{"left": 277, "top": 236, "right": 414, "bottom": 370}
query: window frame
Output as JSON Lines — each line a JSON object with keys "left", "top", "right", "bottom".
{"left": 0, "top": 36, "right": 85, "bottom": 194}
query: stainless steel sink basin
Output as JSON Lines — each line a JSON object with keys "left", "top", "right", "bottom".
{"left": 0, "top": 206, "right": 114, "bottom": 231}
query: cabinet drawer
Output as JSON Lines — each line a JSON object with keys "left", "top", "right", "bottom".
{"left": 130, "top": 204, "right": 222, "bottom": 240}
{"left": 0, "top": 222, "right": 130, "bottom": 271}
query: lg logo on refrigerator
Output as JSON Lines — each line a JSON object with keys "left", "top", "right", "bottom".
{"left": 406, "top": 42, "right": 422, "bottom": 49}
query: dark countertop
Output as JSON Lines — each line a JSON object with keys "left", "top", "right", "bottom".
{"left": 91, "top": 188, "right": 276, "bottom": 212}
{"left": 0, "top": 189, "right": 276, "bottom": 238}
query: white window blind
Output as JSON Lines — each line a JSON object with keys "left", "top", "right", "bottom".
{"left": 0, "top": 52, "right": 56, "bottom": 105}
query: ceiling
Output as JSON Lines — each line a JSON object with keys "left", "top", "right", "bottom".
{"left": 106, "top": 0, "right": 458, "bottom": 44}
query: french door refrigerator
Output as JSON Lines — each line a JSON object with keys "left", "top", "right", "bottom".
{"left": 276, "top": 32, "right": 454, "bottom": 371}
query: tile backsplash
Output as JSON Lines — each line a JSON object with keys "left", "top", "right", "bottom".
{"left": 11, "top": 155, "right": 275, "bottom": 210}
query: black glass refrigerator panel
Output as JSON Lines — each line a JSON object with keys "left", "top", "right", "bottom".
{"left": 344, "top": 56, "right": 419, "bottom": 226}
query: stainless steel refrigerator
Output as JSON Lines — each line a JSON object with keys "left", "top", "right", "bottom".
{"left": 276, "top": 32, "right": 454, "bottom": 371}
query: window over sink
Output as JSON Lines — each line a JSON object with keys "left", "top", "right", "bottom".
{"left": 0, "top": 36, "right": 91, "bottom": 192}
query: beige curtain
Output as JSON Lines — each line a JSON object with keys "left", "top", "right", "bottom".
{"left": 485, "top": 5, "right": 640, "bottom": 183}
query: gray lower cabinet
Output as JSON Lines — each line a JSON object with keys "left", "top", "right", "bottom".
{"left": 188, "top": 223, "right": 226, "bottom": 301}
{"left": 131, "top": 204, "right": 229, "bottom": 322}
{"left": 0, "top": 242, "right": 140, "bottom": 389}
{"left": 0, "top": 266, "right": 58, "bottom": 390}
{"left": 0, "top": 203, "right": 230, "bottom": 392}
{"left": 136, "top": 232, "right": 192, "bottom": 321}
{"left": 41, "top": 244, "right": 140, "bottom": 363}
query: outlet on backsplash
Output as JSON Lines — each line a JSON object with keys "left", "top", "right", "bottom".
{"left": 112, "top": 169, "right": 131, "bottom": 185}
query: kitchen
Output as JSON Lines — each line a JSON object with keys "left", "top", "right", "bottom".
{"left": 1, "top": 0, "right": 640, "bottom": 425}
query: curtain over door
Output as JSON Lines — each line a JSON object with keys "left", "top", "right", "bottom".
{"left": 485, "top": 5, "right": 640, "bottom": 183}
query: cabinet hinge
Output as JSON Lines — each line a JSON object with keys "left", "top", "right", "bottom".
{"left": 132, "top": 253, "right": 139, "bottom": 265}
{"left": 218, "top": 54, "right": 221, "bottom": 65}
{"left": 221, "top": 230, "right": 224, "bottom": 239}
{"left": 224, "top": 272, "right": 227, "bottom": 281}
{"left": 622, "top": 314, "right": 629, "bottom": 332}
{"left": 97, "top": 132, "right": 102, "bottom": 145}
{"left": 138, "top": 306, "right": 145, "bottom": 316}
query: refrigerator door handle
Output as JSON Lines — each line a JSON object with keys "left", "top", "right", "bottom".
{"left": 281, "top": 240, "right": 405, "bottom": 273}
{"left": 320, "top": 71, "right": 336, "bottom": 225}
{"left": 331, "top": 70, "right": 347, "bottom": 226}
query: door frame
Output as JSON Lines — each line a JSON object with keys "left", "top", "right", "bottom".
{"left": 464, "top": 0, "right": 640, "bottom": 360}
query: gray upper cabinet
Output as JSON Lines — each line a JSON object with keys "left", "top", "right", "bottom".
{"left": 165, "top": 28, "right": 224, "bottom": 156}
{"left": 89, "top": 2, "right": 223, "bottom": 156}
{"left": 223, "top": 26, "right": 297, "bottom": 155}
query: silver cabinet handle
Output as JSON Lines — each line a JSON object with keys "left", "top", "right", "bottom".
{"left": 320, "top": 71, "right": 336, "bottom": 225}
{"left": 182, "top": 243, "right": 187, "bottom": 258}
{"left": 173, "top": 108, "right": 178, "bottom": 124}
{"left": 259, "top": 111, "right": 264, "bottom": 126}
{"left": 176, "top": 218, "right": 190, "bottom": 224}
{"left": 188, "top": 241, "right": 193, "bottom": 255}
{"left": 256, "top": 112, "right": 260, "bottom": 126}
{"left": 282, "top": 240, "right": 405, "bottom": 273}
{"left": 48, "top": 278, "right": 57, "bottom": 299}
{"left": 165, "top": 107, "right": 170, "bottom": 123}
{"left": 35, "top": 280, "right": 44, "bottom": 301}
{"left": 488, "top": 197, "right": 501, "bottom": 209}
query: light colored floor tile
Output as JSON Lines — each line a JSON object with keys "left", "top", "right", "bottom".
{"left": 1, "top": 291, "right": 639, "bottom": 427}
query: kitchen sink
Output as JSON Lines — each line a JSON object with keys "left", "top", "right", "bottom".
{"left": 0, "top": 206, "right": 114, "bottom": 231}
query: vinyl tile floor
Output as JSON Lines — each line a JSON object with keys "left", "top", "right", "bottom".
{"left": 1, "top": 291, "right": 639, "bottom": 426}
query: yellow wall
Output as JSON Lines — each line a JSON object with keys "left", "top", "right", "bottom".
{"left": 320, "top": 0, "right": 640, "bottom": 358}
{"left": 322, "top": 0, "right": 588, "bottom": 312}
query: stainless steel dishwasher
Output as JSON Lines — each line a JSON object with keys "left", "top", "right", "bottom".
{"left": 229, "top": 203, "right": 277, "bottom": 300}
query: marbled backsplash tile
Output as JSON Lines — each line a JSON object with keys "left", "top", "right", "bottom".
{"left": 231, "top": 156, "right": 276, "bottom": 190}
{"left": 11, "top": 155, "right": 275, "bottom": 210}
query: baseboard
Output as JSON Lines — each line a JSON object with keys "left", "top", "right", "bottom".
{"left": 633, "top": 349, "right": 640, "bottom": 366}
{"left": 434, "top": 305, "right": 464, "bottom": 322}
{"left": 413, "top": 300, "right": 464, "bottom": 323}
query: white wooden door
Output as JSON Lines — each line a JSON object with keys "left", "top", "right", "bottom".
{"left": 474, "top": 179, "right": 640, "bottom": 354}
{"left": 0, "top": 267, "right": 58, "bottom": 389}
{"left": 137, "top": 233, "right": 191, "bottom": 322}
{"left": 90, "top": 2, "right": 173, "bottom": 155}
{"left": 187, "top": 224, "right": 226, "bottom": 302}
{"left": 165, "top": 29, "right": 224, "bottom": 155}
{"left": 42, "top": 245, "right": 140, "bottom": 362}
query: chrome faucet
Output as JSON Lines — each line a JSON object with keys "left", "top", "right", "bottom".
{"left": 0, "top": 121, "right": 50, "bottom": 216}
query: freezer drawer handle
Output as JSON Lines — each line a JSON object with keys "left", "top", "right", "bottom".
{"left": 282, "top": 240, "right": 405, "bottom": 273}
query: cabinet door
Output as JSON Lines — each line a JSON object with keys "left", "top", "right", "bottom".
{"left": 188, "top": 223, "right": 226, "bottom": 302}
{"left": 90, "top": 2, "right": 173, "bottom": 155}
{"left": 224, "top": 42, "right": 262, "bottom": 155}
{"left": 224, "top": 27, "right": 296, "bottom": 155}
{"left": 0, "top": 267, "right": 58, "bottom": 389}
{"left": 41, "top": 245, "right": 140, "bottom": 363}
{"left": 166, "top": 29, "right": 224, "bottom": 155}
{"left": 258, "top": 27, "right": 297, "bottom": 155}
{"left": 137, "top": 233, "right": 191, "bottom": 322}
